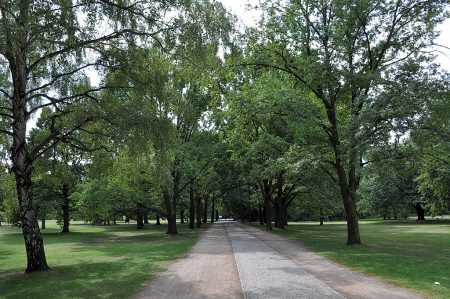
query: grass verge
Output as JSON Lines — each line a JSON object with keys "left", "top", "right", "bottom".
{"left": 252, "top": 218, "right": 450, "bottom": 299}
{"left": 0, "top": 220, "right": 208, "bottom": 299}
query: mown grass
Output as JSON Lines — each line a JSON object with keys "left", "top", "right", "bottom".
{"left": 253, "top": 218, "right": 450, "bottom": 299}
{"left": 0, "top": 220, "right": 208, "bottom": 299}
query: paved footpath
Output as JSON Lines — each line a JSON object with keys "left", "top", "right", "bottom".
{"left": 134, "top": 221, "right": 425, "bottom": 299}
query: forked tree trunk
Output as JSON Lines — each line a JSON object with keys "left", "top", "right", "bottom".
{"left": 61, "top": 184, "right": 70, "bottom": 233}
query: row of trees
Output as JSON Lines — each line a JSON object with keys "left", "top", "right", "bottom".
{"left": 0, "top": 0, "right": 448, "bottom": 272}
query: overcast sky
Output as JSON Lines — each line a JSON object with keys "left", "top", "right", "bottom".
{"left": 219, "top": 0, "right": 450, "bottom": 71}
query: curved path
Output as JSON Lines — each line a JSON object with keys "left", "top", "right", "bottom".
{"left": 133, "top": 221, "right": 425, "bottom": 299}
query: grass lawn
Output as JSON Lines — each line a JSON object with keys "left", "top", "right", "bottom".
{"left": 0, "top": 220, "right": 208, "bottom": 299}
{"left": 253, "top": 218, "right": 450, "bottom": 299}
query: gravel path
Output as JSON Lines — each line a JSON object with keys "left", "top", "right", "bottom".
{"left": 133, "top": 221, "right": 426, "bottom": 299}
{"left": 226, "top": 223, "right": 343, "bottom": 299}
{"left": 239, "top": 222, "right": 426, "bottom": 299}
{"left": 133, "top": 223, "right": 243, "bottom": 299}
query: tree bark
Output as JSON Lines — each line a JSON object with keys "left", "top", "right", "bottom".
{"left": 261, "top": 179, "right": 272, "bottom": 230}
{"left": 14, "top": 166, "right": 50, "bottom": 272}
{"left": 180, "top": 209, "right": 185, "bottom": 224}
{"left": 203, "top": 196, "right": 208, "bottom": 224}
{"left": 136, "top": 205, "right": 144, "bottom": 229}
{"left": 275, "top": 173, "right": 286, "bottom": 229}
{"left": 11, "top": 71, "right": 50, "bottom": 272}
{"left": 196, "top": 193, "right": 202, "bottom": 228}
{"left": 211, "top": 198, "right": 215, "bottom": 223}
{"left": 163, "top": 190, "right": 177, "bottom": 234}
{"left": 258, "top": 203, "right": 263, "bottom": 225}
{"left": 415, "top": 203, "right": 425, "bottom": 221}
{"left": 189, "top": 183, "right": 195, "bottom": 229}
{"left": 61, "top": 184, "right": 70, "bottom": 233}
{"left": 327, "top": 107, "right": 361, "bottom": 245}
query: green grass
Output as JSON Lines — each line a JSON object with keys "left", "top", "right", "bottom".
{"left": 0, "top": 220, "right": 208, "bottom": 299}
{"left": 253, "top": 218, "right": 450, "bottom": 299}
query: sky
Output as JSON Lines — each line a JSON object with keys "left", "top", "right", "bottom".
{"left": 219, "top": 0, "right": 450, "bottom": 71}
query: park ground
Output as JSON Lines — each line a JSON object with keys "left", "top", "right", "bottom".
{"left": 0, "top": 218, "right": 449, "bottom": 298}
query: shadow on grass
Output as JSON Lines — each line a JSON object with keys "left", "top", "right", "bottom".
{"left": 0, "top": 222, "right": 210, "bottom": 298}
{"left": 1, "top": 261, "right": 156, "bottom": 299}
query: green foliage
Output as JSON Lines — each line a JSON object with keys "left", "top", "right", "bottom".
{"left": 0, "top": 170, "right": 19, "bottom": 226}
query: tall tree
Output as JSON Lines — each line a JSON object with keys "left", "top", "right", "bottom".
{"left": 0, "top": 0, "right": 181, "bottom": 271}
{"left": 245, "top": 0, "right": 448, "bottom": 244}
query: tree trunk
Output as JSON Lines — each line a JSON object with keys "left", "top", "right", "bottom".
{"left": 320, "top": 207, "right": 324, "bottom": 225}
{"left": 180, "top": 209, "right": 185, "bottom": 224}
{"left": 61, "top": 184, "right": 70, "bottom": 233}
{"left": 215, "top": 209, "right": 219, "bottom": 221}
{"left": 189, "top": 183, "right": 195, "bottom": 229}
{"left": 265, "top": 197, "right": 272, "bottom": 230}
{"left": 14, "top": 168, "right": 50, "bottom": 272}
{"left": 275, "top": 173, "right": 285, "bottom": 229}
{"left": 203, "top": 196, "right": 208, "bottom": 224}
{"left": 258, "top": 203, "right": 263, "bottom": 225}
{"left": 41, "top": 217, "right": 46, "bottom": 229}
{"left": 210, "top": 198, "right": 215, "bottom": 223}
{"left": 136, "top": 205, "right": 144, "bottom": 229}
{"left": 144, "top": 213, "right": 149, "bottom": 224}
{"left": 327, "top": 107, "right": 361, "bottom": 245}
{"left": 284, "top": 204, "right": 288, "bottom": 226}
{"left": 196, "top": 194, "right": 202, "bottom": 228}
{"left": 12, "top": 93, "right": 50, "bottom": 272}
{"left": 163, "top": 190, "right": 178, "bottom": 234}
{"left": 261, "top": 179, "right": 272, "bottom": 230}
{"left": 415, "top": 203, "right": 425, "bottom": 221}
{"left": 156, "top": 215, "right": 161, "bottom": 225}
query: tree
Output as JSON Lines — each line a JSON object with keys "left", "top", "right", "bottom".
{"left": 244, "top": 0, "right": 448, "bottom": 244}
{"left": 0, "top": 0, "right": 184, "bottom": 272}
